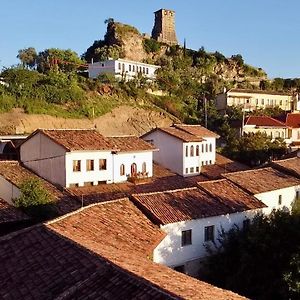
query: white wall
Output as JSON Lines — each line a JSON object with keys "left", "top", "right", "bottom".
{"left": 20, "top": 132, "right": 66, "bottom": 187}
{"left": 112, "top": 151, "right": 153, "bottom": 183}
{"left": 255, "top": 185, "right": 300, "bottom": 214}
{"left": 65, "top": 150, "right": 113, "bottom": 187}
{"left": 0, "top": 176, "right": 20, "bottom": 205}
{"left": 88, "top": 60, "right": 116, "bottom": 79}
{"left": 153, "top": 209, "right": 260, "bottom": 274}
{"left": 143, "top": 131, "right": 184, "bottom": 175}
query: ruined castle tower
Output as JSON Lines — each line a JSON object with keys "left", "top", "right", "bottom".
{"left": 151, "top": 9, "right": 178, "bottom": 45}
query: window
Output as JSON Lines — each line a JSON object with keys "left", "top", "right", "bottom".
{"left": 196, "top": 166, "right": 199, "bottom": 172}
{"left": 129, "top": 64, "right": 131, "bottom": 72}
{"left": 143, "top": 67, "right": 145, "bottom": 74}
{"left": 243, "top": 219, "right": 250, "bottom": 230}
{"left": 181, "top": 229, "right": 192, "bottom": 246}
{"left": 99, "top": 159, "right": 107, "bottom": 170}
{"left": 256, "top": 99, "right": 259, "bottom": 105}
{"left": 209, "top": 160, "right": 212, "bottom": 164}
{"left": 201, "top": 161, "right": 204, "bottom": 166}
{"left": 190, "top": 167, "right": 194, "bottom": 173}
{"left": 73, "top": 160, "right": 81, "bottom": 172}
{"left": 118, "top": 63, "right": 121, "bottom": 70}
{"left": 209, "top": 143, "right": 212, "bottom": 152}
{"left": 204, "top": 225, "right": 214, "bottom": 242}
{"left": 205, "top": 144, "right": 208, "bottom": 152}
{"left": 261, "top": 99, "right": 264, "bottom": 105}
{"left": 190, "top": 145, "right": 194, "bottom": 157}
{"left": 278, "top": 195, "right": 282, "bottom": 205}
{"left": 202, "top": 144, "right": 204, "bottom": 153}
{"left": 146, "top": 68, "right": 149, "bottom": 74}
{"left": 185, "top": 145, "right": 188, "bottom": 157}
{"left": 142, "top": 162, "right": 147, "bottom": 173}
{"left": 120, "top": 164, "right": 125, "bottom": 176}
{"left": 133, "top": 65, "right": 135, "bottom": 72}
{"left": 122, "top": 63, "right": 125, "bottom": 72}
{"left": 280, "top": 100, "right": 283, "bottom": 106}
{"left": 296, "top": 191, "right": 300, "bottom": 200}
{"left": 196, "top": 145, "right": 199, "bottom": 156}
{"left": 101, "top": 63, "right": 104, "bottom": 67}
{"left": 86, "top": 159, "right": 94, "bottom": 171}
{"left": 185, "top": 168, "right": 188, "bottom": 174}
{"left": 84, "top": 182, "right": 94, "bottom": 187}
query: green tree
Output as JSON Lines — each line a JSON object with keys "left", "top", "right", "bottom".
{"left": 203, "top": 210, "right": 300, "bottom": 300}
{"left": 17, "top": 47, "right": 38, "bottom": 69}
{"left": 231, "top": 54, "right": 244, "bottom": 67}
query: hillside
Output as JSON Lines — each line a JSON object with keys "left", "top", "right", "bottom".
{"left": 0, "top": 106, "right": 175, "bottom": 135}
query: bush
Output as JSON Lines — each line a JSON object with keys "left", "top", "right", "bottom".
{"left": 143, "top": 39, "right": 161, "bottom": 53}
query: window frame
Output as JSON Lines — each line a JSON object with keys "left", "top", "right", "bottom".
{"left": 99, "top": 159, "right": 107, "bottom": 171}
{"left": 120, "top": 164, "right": 125, "bottom": 176}
{"left": 73, "top": 160, "right": 81, "bottom": 172}
{"left": 86, "top": 159, "right": 94, "bottom": 172}
{"left": 181, "top": 229, "right": 192, "bottom": 246}
{"left": 204, "top": 225, "right": 214, "bottom": 242}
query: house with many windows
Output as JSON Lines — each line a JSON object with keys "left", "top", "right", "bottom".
{"left": 215, "top": 89, "right": 294, "bottom": 114}
{"left": 223, "top": 167, "right": 300, "bottom": 214}
{"left": 19, "top": 129, "right": 156, "bottom": 188}
{"left": 88, "top": 58, "right": 160, "bottom": 81}
{"left": 142, "top": 124, "right": 219, "bottom": 177}
{"left": 132, "top": 181, "right": 265, "bottom": 275}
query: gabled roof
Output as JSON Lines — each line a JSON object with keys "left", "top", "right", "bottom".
{"left": 0, "top": 198, "right": 29, "bottom": 225}
{"left": 223, "top": 167, "right": 300, "bottom": 194}
{"left": 285, "top": 113, "right": 300, "bottom": 128}
{"left": 24, "top": 129, "right": 117, "bottom": 151}
{"left": 107, "top": 135, "right": 157, "bottom": 152}
{"left": 272, "top": 157, "right": 300, "bottom": 179}
{"left": 143, "top": 124, "right": 219, "bottom": 142}
{"left": 198, "top": 179, "right": 266, "bottom": 211}
{"left": 132, "top": 186, "right": 264, "bottom": 225}
{"left": 0, "top": 198, "right": 245, "bottom": 299}
{"left": 244, "top": 116, "right": 288, "bottom": 128}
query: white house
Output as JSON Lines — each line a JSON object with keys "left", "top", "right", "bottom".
{"left": 132, "top": 180, "right": 266, "bottom": 276}
{"left": 242, "top": 116, "right": 292, "bottom": 144}
{"left": 278, "top": 113, "right": 300, "bottom": 150}
{"left": 215, "top": 88, "right": 294, "bottom": 113}
{"left": 224, "top": 167, "right": 300, "bottom": 214}
{"left": 88, "top": 58, "right": 160, "bottom": 81}
{"left": 142, "top": 124, "right": 219, "bottom": 177}
{"left": 19, "top": 129, "right": 156, "bottom": 188}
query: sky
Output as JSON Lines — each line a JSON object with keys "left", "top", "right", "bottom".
{"left": 1, "top": 0, "right": 299, "bottom": 78}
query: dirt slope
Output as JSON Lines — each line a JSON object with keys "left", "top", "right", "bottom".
{"left": 0, "top": 106, "right": 175, "bottom": 136}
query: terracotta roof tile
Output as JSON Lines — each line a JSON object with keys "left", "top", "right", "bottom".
{"left": 223, "top": 167, "right": 300, "bottom": 194}
{"left": 174, "top": 124, "right": 220, "bottom": 138}
{"left": 272, "top": 157, "right": 300, "bottom": 179}
{"left": 132, "top": 186, "right": 264, "bottom": 225}
{"left": 245, "top": 116, "right": 288, "bottom": 127}
{"left": 108, "top": 136, "right": 157, "bottom": 152}
{"left": 198, "top": 179, "right": 266, "bottom": 211}
{"left": 0, "top": 198, "right": 29, "bottom": 224}
{"left": 157, "top": 127, "right": 203, "bottom": 142}
{"left": 0, "top": 199, "right": 245, "bottom": 299}
{"left": 0, "top": 161, "right": 79, "bottom": 215}
{"left": 201, "top": 154, "right": 249, "bottom": 179}
{"left": 285, "top": 113, "right": 300, "bottom": 128}
{"left": 39, "top": 129, "right": 116, "bottom": 151}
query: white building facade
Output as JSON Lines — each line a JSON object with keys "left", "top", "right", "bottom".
{"left": 142, "top": 125, "right": 219, "bottom": 177}
{"left": 20, "top": 130, "right": 155, "bottom": 188}
{"left": 88, "top": 58, "right": 160, "bottom": 81}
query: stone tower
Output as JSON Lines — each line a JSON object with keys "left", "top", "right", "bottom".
{"left": 151, "top": 9, "right": 178, "bottom": 45}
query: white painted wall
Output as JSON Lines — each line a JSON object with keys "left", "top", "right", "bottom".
{"left": 255, "top": 185, "right": 300, "bottom": 214}
{"left": 112, "top": 151, "right": 153, "bottom": 183}
{"left": 153, "top": 209, "right": 260, "bottom": 270}
{"left": 0, "top": 176, "right": 20, "bottom": 205}
{"left": 88, "top": 60, "right": 116, "bottom": 79}
{"left": 20, "top": 132, "right": 66, "bottom": 187}
{"left": 65, "top": 150, "right": 113, "bottom": 187}
{"left": 143, "top": 131, "right": 184, "bottom": 175}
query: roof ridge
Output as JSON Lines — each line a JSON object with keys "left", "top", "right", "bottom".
{"left": 222, "top": 167, "right": 271, "bottom": 176}
{"left": 46, "top": 198, "right": 130, "bottom": 225}
{"left": 132, "top": 187, "right": 198, "bottom": 197}
{"left": 198, "top": 178, "right": 227, "bottom": 184}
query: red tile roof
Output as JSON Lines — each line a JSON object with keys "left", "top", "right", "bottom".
{"left": 198, "top": 179, "right": 266, "bottom": 211}
{"left": 223, "top": 167, "right": 300, "bottom": 194}
{"left": 0, "top": 161, "right": 79, "bottom": 215}
{"left": 107, "top": 135, "right": 157, "bottom": 152}
{"left": 30, "top": 129, "right": 117, "bottom": 151}
{"left": 0, "top": 198, "right": 246, "bottom": 299}
{"left": 0, "top": 198, "right": 29, "bottom": 224}
{"left": 132, "top": 186, "right": 264, "bottom": 225}
{"left": 272, "top": 157, "right": 300, "bottom": 179}
{"left": 174, "top": 124, "right": 220, "bottom": 138}
{"left": 157, "top": 127, "right": 203, "bottom": 142}
{"left": 245, "top": 116, "right": 288, "bottom": 127}
{"left": 285, "top": 113, "right": 300, "bottom": 128}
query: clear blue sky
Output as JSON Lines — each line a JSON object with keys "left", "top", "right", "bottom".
{"left": 1, "top": 0, "right": 299, "bottom": 78}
